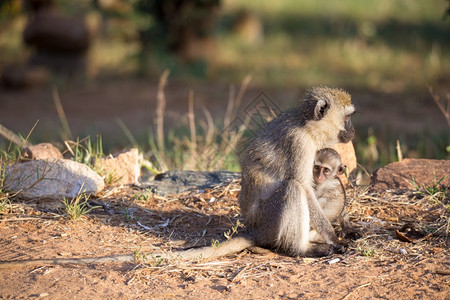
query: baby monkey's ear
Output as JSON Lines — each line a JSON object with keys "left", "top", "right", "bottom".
{"left": 338, "top": 164, "right": 347, "bottom": 176}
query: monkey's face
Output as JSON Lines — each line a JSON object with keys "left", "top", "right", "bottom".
{"left": 313, "top": 163, "right": 346, "bottom": 184}
{"left": 304, "top": 87, "right": 355, "bottom": 146}
{"left": 313, "top": 164, "right": 332, "bottom": 184}
{"left": 338, "top": 114, "right": 355, "bottom": 143}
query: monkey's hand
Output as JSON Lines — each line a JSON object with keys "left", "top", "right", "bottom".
{"left": 332, "top": 242, "right": 346, "bottom": 254}
{"left": 342, "top": 229, "right": 362, "bottom": 241}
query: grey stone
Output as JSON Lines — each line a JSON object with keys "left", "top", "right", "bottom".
{"left": 138, "top": 170, "right": 241, "bottom": 195}
{"left": 4, "top": 159, "right": 104, "bottom": 199}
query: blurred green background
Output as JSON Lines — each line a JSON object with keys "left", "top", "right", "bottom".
{"left": 0, "top": 0, "right": 449, "bottom": 174}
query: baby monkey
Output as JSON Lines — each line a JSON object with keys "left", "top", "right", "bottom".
{"left": 313, "top": 148, "right": 357, "bottom": 238}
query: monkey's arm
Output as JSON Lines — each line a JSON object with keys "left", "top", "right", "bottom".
{"left": 305, "top": 187, "right": 340, "bottom": 246}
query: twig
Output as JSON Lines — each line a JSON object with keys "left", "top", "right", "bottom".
{"left": 231, "top": 265, "right": 249, "bottom": 282}
{"left": 0, "top": 123, "right": 29, "bottom": 147}
{"left": 428, "top": 85, "right": 450, "bottom": 127}
{"left": 435, "top": 269, "right": 450, "bottom": 275}
{"left": 155, "top": 70, "right": 170, "bottom": 156}
{"left": 52, "top": 86, "right": 72, "bottom": 140}
{"left": 188, "top": 90, "right": 197, "bottom": 151}
{"left": 234, "top": 75, "right": 252, "bottom": 115}
{"left": 224, "top": 84, "right": 235, "bottom": 130}
{"left": 343, "top": 282, "right": 371, "bottom": 300}
{"left": 0, "top": 216, "right": 60, "bottom": 222}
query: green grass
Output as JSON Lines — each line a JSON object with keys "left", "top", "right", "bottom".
{"left": 2, "top": 1, "right": 446, "bottom": 90}
{"left": 62, "top": 192, "right": 99, "bottom": 221}
{"left": 356, "top": 240, "right": 376, "bottom": 257}
{"left": 412, "top": 175, "right": 450, "bottom": 236}
{"left": 413, "top": 175, "right": 449, "bottom": 208}
{"left": 216, "top": 0, "right": 449, "bottom": 89}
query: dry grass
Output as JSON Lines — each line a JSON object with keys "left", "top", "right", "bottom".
{"left": 142, "top": 73, "right": 253, "bottom": 173}
{"left": 108, "top": 183, "right": 449, "bottom": 282}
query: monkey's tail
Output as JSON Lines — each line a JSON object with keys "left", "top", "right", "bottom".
{"left": 0, "top": 236, "right": 255, "bottom": 269}
{"left": 166, "top": 236, "right": 254, "bottom": 260}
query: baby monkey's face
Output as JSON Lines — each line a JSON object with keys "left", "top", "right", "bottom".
{"left": 313, "top": 155, "right": 346, "bottom": 184}
{"left": 313, "top": 164, "right": 333, "bottom": 184}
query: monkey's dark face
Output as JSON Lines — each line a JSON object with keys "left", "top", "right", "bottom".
{"left": 338, "top": 115, "right": 355, "bottom": 143}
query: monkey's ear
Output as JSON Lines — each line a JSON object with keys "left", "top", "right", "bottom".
{"left": 338, "top": 164, "right": 347, "bottom": 176}
{"left": 314, "top": 99, "right": 329, "bottom": 120}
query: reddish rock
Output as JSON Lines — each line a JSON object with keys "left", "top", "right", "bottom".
{"left": 1, "top": 65, "right": 50, "bottom": 88}
{"left": 23, "top": 9, "right": 90, "bottom": 53}
{"left": 21, "top": 143, "right": 63, "bottom": 161}
{"left": 94, "top": 148, "right": 140, "bottom": 185}
{"left": 371, "top": 158, "right": 450, "bottom": 192}
{"left": 332, "top": 142, "right": 357, "bottom": 185}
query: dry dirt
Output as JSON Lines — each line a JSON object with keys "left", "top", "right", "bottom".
{"left": 0, "top": 80, "right": 449, "bottom": 299}
{"left": 0, "top": 182, "right": 449, "bottom": 300}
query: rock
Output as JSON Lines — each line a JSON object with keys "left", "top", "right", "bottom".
{"left": 1, "top": 64, "right": 49, "bottom": 88}
{"left": 332, "top": 142, "right": 357, "bottom": 185}
{"left": 94, "top": 148, "right": 140, "bottom": 185}
{"left": 21, "top": 8, "right": 90, "bottom": 76}
{"left": 23, "top": 9, "right": 90, "bottom": 53}
{"left": 371, "top": 158, "right": 450, "bottom": 192}
{"left": 21, "top": 143, "right": 63, "bottom": 161}
{"left": 4, "top": 159, "right": 104, "bottom": 200}
{"left": 138, "top": 170, "right": 241, "bottom": 195}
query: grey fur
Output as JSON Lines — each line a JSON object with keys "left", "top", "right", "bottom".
{"left": 314, "top": 148, "right": 357, "bottom": 238}
{"left": 239, "top": 87, "right": 355, "bottom": 257}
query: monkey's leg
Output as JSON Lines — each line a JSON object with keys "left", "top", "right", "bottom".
{"left": 305, "top": 186, "right": 346, "bottom": 255}
{"left": 271, "top": 180, "right": 333, "bottom": 257}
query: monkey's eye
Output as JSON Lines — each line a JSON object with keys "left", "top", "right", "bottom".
{"left": 323, "top": 168, "right": 330, "bottom": 175}
{"left": 314, "top": 166, "right": 320, "bottom": 171}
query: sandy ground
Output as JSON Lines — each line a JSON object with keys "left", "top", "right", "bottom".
{"left": 0, "top": 79, "right": 449, "bottom": 299}
{"left": 0, "top": 183, "right": 448, "bottom": 299}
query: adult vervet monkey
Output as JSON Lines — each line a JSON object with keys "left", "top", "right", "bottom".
{"left": 239, "top": 87, "right": 355, "bottom": 257}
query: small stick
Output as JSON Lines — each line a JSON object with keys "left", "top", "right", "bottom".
{"left": 0, "top": 255, "right": 135, "bottom": 269}
{"left": 435, "top": 269, "right": 450, "bottom": 276}
{"left": 188, "top": 90, "right": 197, "bottom": 151}
{"left": 53, "top": 86, "right": 72, "bottom": 140}
{"left": 155, "top": 70, "right": 170, "bottom": 154}
{"left": 342, "top": 282, "right": 371, "bottom": 300}
{"left": 0, "top": 123, "right": 29, "bottom": 147}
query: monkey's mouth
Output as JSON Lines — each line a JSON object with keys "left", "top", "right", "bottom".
{"left": 338, "top": 129, "right": 355, "bottom": 143}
